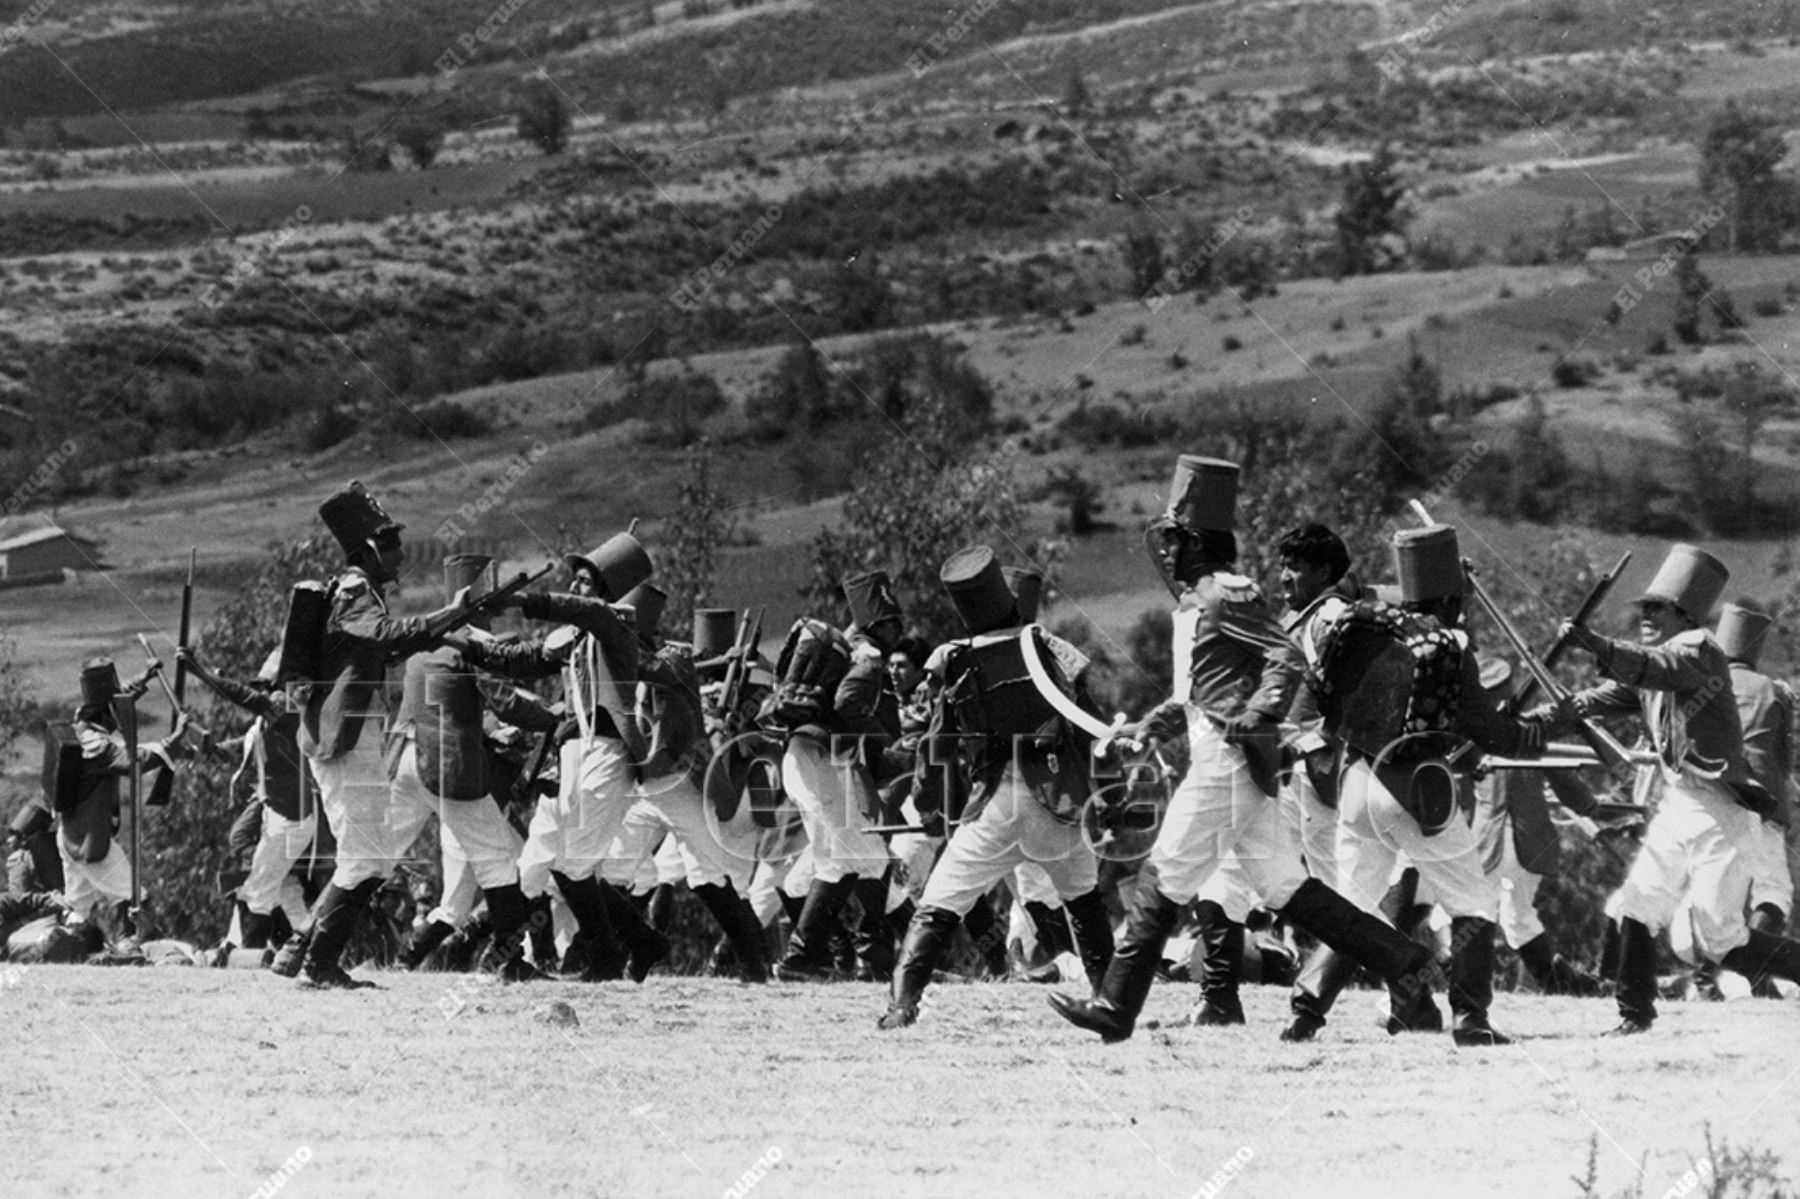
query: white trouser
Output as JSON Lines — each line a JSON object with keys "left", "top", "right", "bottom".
{"left": 429, "top": 855, "right": 483, "bottom": 927}
{"left": 60, "top": 840, "right": 133, "bottom": 920}
{"left": 239, "top": 808, "right": 317, "bottom": 918}
{"left": 391, "top": 743, "right": 523, "bottom": 893}
{"left": 1148, "top": 712, "right": 1309, "bottom": 908}
{"left": 749, "top": 856, "right": 799, "bottom": 927}
{"left": 1493, "top": 830, "right": 1546, "bottom": 950}
{"left": 1613, "top": 771, "right": 1755, "bottom": 960}
{"left": 604, "top": 774, "right": 746, "bottom": 891}
{"left": 918, "top": 766, "right": 1098, "bottom": 915}
{"left": 517, "top": 736, "right": 635, "bottom": 891}
{"left": 1746, "top": 817, "right": 1795, "bottom": 917}
{"left": 781, "top": 738, "right": 889, "bottom": 884}
{"left": 1335, "top": 757, "right": 1496, "bottom": 920}
{"left": 1290, "top": 767, "right": 1339, "bottom": 889}
{"left": 310, "top": 734, "right": 407, "bottom": 888}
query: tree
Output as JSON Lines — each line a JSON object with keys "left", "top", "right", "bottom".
{"left": 1124, "top": 230, "right": 1164, "bottom": 297}
{"left": 0, "top": 635, "right": 38, "bottom": 772}
{"left": 747, "top": 339, "right": 835, "bottom": 439}
{"left": 659, "top": 442, "right": 739, "bottom": 635}
{"left": 1700, "top": 100, "right": 1791, "bottom": 252}
{"left": 1043, "top": 464, "right": 1103, "bottom": 534}
{"left": 1062, "top": 66, "right": 1092, "bottom": 117}
{"left": 1335, "top": 143, "right": 1409, "bottom": 276}
{"left": 394, "top": 120, "right": 445, "bottom": 169}
{"left": 517, "top": 80, "right": 572, "bottom": 155}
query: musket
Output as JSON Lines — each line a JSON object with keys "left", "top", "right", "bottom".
{"left": 1462, "top": 560, "right": 1632, "bottom": 771}
{"left": 425, "top": 563, "right": 555, "bottom": 639}
{"left": 112, "top": 689, "right": 142, "bottom": 923}
{"left": 718, "top": 605, "right": 765, "bottom": 722}
{"left": 1510, "top": 551, "right": 1631, "bottom": 712}
{"left": 136, "top": 633, "right": 208, "bottom": 739}
{"left": 174, "top": 547, "right": 195, "bottom": 705}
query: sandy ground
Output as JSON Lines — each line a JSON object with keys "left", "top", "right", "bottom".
{"left": 1, "top": 966, "right": 1796, "bottom": 1199}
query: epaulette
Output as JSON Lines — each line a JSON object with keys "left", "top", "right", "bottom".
{"left": 1210, "top": 572, "right": 1260, "bottom": 602}
{"left": 335, "top": 573, "right": 369, "bottom": 597}
{"left": 1670, "top": 628, "right": 1711, "bottom": 649}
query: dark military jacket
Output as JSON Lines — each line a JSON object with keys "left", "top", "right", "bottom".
{"left": 209, "top": 675, "right": 309, "bottom": 822}
{"left": 301, "top": 568, "right": 441, "bottom": 761}
{"left": 392, "top": 642, "right": 562, "bottom": 800}
{"left": 59, "top": 721, "right": 174, "bottom": 864}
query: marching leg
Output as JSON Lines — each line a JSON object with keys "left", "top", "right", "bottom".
{"left": 1060, "top": 889, "right": 1115, "bottom": 994}
{"left": 851, "top": 875, "right": 897, "bottom": 983}
{"left": 1190, "top": 900, "right": 1246, "bottom": 1027}
{"left": 598, "top": 878, "right": 672, "bottom": 983}
{"left": 299, "top": 879, "right": 383, "bottom": 990}
{"left": 693, "top": 882, "right": 770, "bottom": 984}
{"left": 1607, "top": 917, "right": 1658, "bottom": 1035}
{"left": 399, "top": 919, "right": 456, "bottom": 971}
{"left": 776, "top": 877, "right": 854, "bottom": 982}
{"left": 1049, "top": 883, "right": 1183, "bottom": 1044}
{"left": 1447, "top": 917, "right": 1510, "bottom": 1047}
{"left": 878, "top": 906, "right": 961, "bottom": 1030}
{"left": 553, "top": 871, "right": 625, "bottom": 982}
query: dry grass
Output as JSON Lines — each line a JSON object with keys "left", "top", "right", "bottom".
{"left": 4, "top": 964, "right": 1796, "bottom": 1199}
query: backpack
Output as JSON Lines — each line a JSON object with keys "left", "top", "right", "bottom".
{"left": 940, "top": 629, "right": 1067, "bottom": 742}
{"left": 762, "top": 618, "right": 852, "bottom": 731}
{"left": 1315, "top": 600, "right": 1463, "bottom": 766}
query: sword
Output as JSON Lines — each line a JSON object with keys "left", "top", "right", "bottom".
{"left": 1018, "top": 623, "right": 1135, "bottom": 751}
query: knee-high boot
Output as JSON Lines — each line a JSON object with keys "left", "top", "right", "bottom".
{"left": 851, "top": 875, "right": 897, "bottom": 982}
{"left": 776, "top": 877, "right": 854, "bottom": 981}
{"left": 1607, "top": 917, "right": 1658, "bottom": 1035}
{"left": 694, "top": 882, "right": 770, "bottom": 983}
{"left": 299, "top": 879, "right": 383, "bottom": 990}
{"left": 878, "top": 906, "right": 961, "bottom": 1030}
{"left": 476, "top": 883, "right": 535, "bottom": 981}
{"left": 1721, "top": 926, "right": 1800, "bottom": 994}
{"left": 1279, "top": 878, "right": 1435, "bottom": 1040}
{"left": 594, "top": 878, "right": 671, "bottom": 982}
{"left": 1025, "top": 901, "right": 1075, "bottom": 961}
{"left": 960, "top": 892, "right": 1011, "bottom": 978}
{"left": 399, "top": 918, "right": 456, "bottom": 971}
{"left": 1061, "top": 889, "right": 1115, "bottom": 992}
{"left": 1191, "top": 900, "right": 1246, "bottom": 1026}
{"left": 553, "top": 871, "right": 625, "bottom": 982}
{"left": 1516, "top": 932, "right": 1600, "bottom": 997}
{"left": 1447, "top": 917, "right": 1509, "bottom": 1047}
{"left": 1048, "top": 883, "right": 1182, "bottom": 1043}
{"left": 238, "top": 903, "right": 273, "bottom": 951}
{"left": 525, "top": 893, "right": 557, "bottom": 969}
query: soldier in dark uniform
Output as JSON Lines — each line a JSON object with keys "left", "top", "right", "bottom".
{"left": 878, "top": 546, "right": 1114, "bottom": 1030}
{"left": 54, "top": 657, "right": 185, "bottom": 956}
{"left": 457, "top": 533, "right": 670, "bottom": 982}
{"left": 769, "top": 572, "right": 901, "bottom": 982}
{"left": 396, "top": 554, "right": 563, "bottom": 979}
{"left": 1555, "top": 545, "right": 1800, "bottom": 1033}
{"left": 178, "top": 647, "right": 314, "bottom": 953}
{"left": 1051, "top": 456, "right": 1433, "bottom": 1045}
{"left": 281, "top": 481, "right": 471, "bottom": 989}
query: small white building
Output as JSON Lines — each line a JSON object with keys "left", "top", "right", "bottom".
{"left": 0, "top": 524, "right": 102, "bottom": 578}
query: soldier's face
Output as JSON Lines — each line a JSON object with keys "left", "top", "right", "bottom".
{"left": 1637, "top": 600, "right": 1687, "bottom": 645}
{"left": 1279, "top": 556, "right": 1333, "bottom": 609}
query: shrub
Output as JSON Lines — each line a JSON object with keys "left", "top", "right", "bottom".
{"left": 1552, "top": 354, "right": 1602, "bottom": 388}
{"left": 402, "top": 400, "right": 494, "bottom": 440}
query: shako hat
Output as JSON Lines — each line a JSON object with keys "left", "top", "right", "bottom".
{"left": 1715, "top": 600, "right": 1772, "bottom": 667}
{"left": 941, "top": 545, "right": 1019, "bottom": 636}
{"left": 1394, "top": 525, "right": 1463, "bottom": 603}
{"left": 622, "top": 583, "right": 667, "bottom": 639}
{"left": 1165, "top": 455, "right": 1239, "bottom": 534}
{"left": 693, "top": 608, "right": 738, "bottom": 673}
{"left": 80, "top": 658, "right": 119, "bottom": 710}
{"left": 566, "top": 531, "right": 653, "bottom": 601}
{"left": 1003, "top": 566, "right": 1045, "bottom": 624}
{"left": 1638, "top": 544, "right": 1729, "bottom": 624}
{"left": 320, "top": 481, "right": 403, "bottom": 558}
{"left": 844, "top": 570, "right": 902, "bottom": 632}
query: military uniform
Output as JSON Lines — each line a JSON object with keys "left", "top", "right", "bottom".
{"left": 1052, "top": 457, "right": 1431, "bottom": 1045}
{"left": 879, "top": 546, "right": 1113, "bottom": 1030}
{"left": 1716, "top": 604, "right": 1795, "bottom": 930}
{"left": 1559, "top": 546, "right": 1800, "bottom": 1032}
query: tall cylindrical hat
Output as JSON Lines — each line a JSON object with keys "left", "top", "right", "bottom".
{"left": 1638, "top": 544, "right": 1729, "bottom": 623}
{"left": 843, "top": 570, "right": 902, "bottom": 631}
{"left": 319, "top": 481, "right": 403, "bottom": 557}
{"left": 1003, "top": 566, "right": 1045, "bottom": 623}
{"left": 693, "top": 608, "right": 738, "bottom": 665}
{"left": 443, "top": 553, "right": 493, "bottom": 604}
{"left": 622, "top": 583, "right": 667, "bottom": 639}
{"left": 1715, "top": 601, "right": 1772, "bottom": 667}
{"left": 566, "top": 531, "right": 652, "bottom": 600}
{"left": 941, "top": 545, "right": 1018, "bottom": 636}
{"left": 1393, "top": 525, "right": 1463, "bottom": 603}
{"left": 80, "top": 658, "right": 119, "bottom": 709}
{"left": 1165, "top": 455, "right": 1239, "bottom": 533}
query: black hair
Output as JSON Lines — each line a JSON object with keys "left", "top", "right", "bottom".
{"left": 892, "top": 636, "right": 930, "bottom": 671}
{"left": 1276, "top": 523, "right": 1350, "bottom": 582}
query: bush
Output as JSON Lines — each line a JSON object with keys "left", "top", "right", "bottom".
{"left": 402, "top": 400, "right": 494, "bottom": 440}
{"left": 298, "top": 401, "right": 356, "bottom": 452}
{"left": 517, "top": 80, "right": 572, "bottom": 155}
{"left": 1552, "top": 354, "right": 1602, "bottom": 388}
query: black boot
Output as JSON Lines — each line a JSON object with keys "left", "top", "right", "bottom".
{"left": 1721, "top": 928, "right": 1800, "bottom": 995}
{"left": 270, "top": 927, "right": 314, "bottom": 978}
{"left": 879, "top": 906, "right": 960, "bottom": 1030}
{"left": 851, "top": 875, "right": 897, "bottom": 982}
{"left": 645, "top": 883, "right": 675, "bottom": 935}
{"left": 1062, "top": 889, "right": 1116, "bottom": 993}
{"left": 1598, "top": 919, "right": 1620, "bottom": 987}
{"left": 1278, "top": 878, "right": 1435, "bottom": 1039}
{"left": 239, "top": 904, "right": 273, "bottom": 951}
{"left": 1607, "top": 917, "right": 1658, "bottom": 1035}
{"left": 554, "top": 871, "right": 626, "bottom": 982}
{"left": 776, "top": 878, "right": 854, "bottom": 981}
{"left": 598, "top": 878, "right": 672, "bottom": 983}
{"left": 399, "top": 919, "right": 456, "bottom": 971}
{"left": 1448, "top": 917, "right": 1510, "bottom": 1047}
{"left": 476, "top": 883, "right": 537, "bottom": 982}
{"left": 694, "top": 882, "right": 770, "bottom": 984}
{"left": 441, "top": 916, "right": 491, "bottom": 974}
{"left": 1025, "top": 901, "right": 1076, "bottom": 961}
{"left": 1742, "top": 905, "right": 1789, "bottom": 998}
{"left": 1283, "top": 947, "right": 1358, "bottom": 1042}
{"left": 1049, "top": 883, "right": 1182, "bottom": 1043}
{"left": 525, "top": 894, "right": 558, "bottom": 969}
{"left": 961, "top": 893, "right": 1012, "bottom": 978}
{"left": 1190, "top": 900, "right": 1246, "bottom": 1026}
{"left": 1517, "top": 932, "right": 1600, "bottom": 997}
{"left": 299, "top": 880, "right": 382, "bottom": 990}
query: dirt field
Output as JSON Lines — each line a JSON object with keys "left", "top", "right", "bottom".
{"left": 3, "top": 964, "right": 1795, "bottom": 1199}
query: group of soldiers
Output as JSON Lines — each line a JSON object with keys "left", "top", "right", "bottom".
{"left": 7, "top": 458, "right": 1800, "bottom": 1044}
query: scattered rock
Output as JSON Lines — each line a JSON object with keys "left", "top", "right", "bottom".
{"left": 533, "top": 1001, "right": 579, "bottom": 1028}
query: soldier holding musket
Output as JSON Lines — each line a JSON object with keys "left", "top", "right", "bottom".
{"left": 878, "top": 546, "right": 1114, "bottom": 1030}
{"left": 1052, "top": 457, "right": 1434, "bottom": 1045}
{"left": 1554, "top": 549, "right": 1800, "bottom": 1032}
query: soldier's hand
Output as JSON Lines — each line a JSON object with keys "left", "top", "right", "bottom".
{"left": 1218, "top": 711, "right": 1273, "bottom": 739}
{"left": 440, "top": 632, "right": 474, "bottom": 654}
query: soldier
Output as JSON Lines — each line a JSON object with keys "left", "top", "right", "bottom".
{"left": 394, "top": 554, "right": 562, "bottom": 980}
{"left": 1287, "top": 525, "right": 1563, "bottom": 1046}
{"left": 1050, "top": 456, "right": 1433, "bottom": 1045}
{"left": 600, "top": 586, "right": 771, "bottom": 982}
{"left": 53, "top": 657, "right": 185, "bottom": 957}
{"left": 280, "top": 482, "right": 472, "bottom": 989}
{"left": 1713, "top": 601, "right": 1795, "bottom": 987}
{"left": 457, "top": 533, "right": 670, "bottom": 982}
{"left": 1556, "top": 545, "right": 1800, "bottom": 1033}
{"left": 766, "top": 572, "right": 899, "bottom": 982}
{"left": 179, "top": 646, "right": 314, "bottom": 954}
{"left": 878, "top": 546, "right": 1113, "bottom": 1030}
